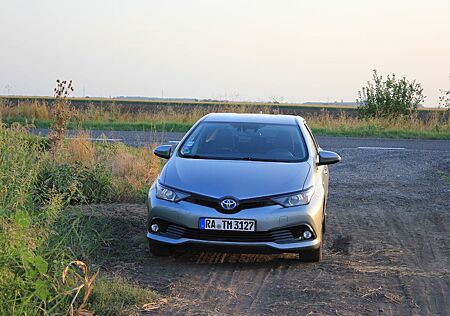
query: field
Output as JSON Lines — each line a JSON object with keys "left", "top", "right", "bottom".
{"left": 1, "top": 96, "right": 365, "bottom": 111}
{"left": 1, "top": 96, "right": 450, "bottom": 315}
{"left": 1, "top": 96, "right": 450, "bottom": 139}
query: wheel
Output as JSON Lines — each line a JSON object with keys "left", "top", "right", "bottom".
{"left": 299, "top": 219, "right": 324, "bottom": 262}
{"left": 148, "top": 240, "right": 172, "bottom": 257}
{"left": 299, "top": 243, "right": 323, "bottom": 262}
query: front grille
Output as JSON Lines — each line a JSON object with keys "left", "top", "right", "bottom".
{"left": 154, "top": 220, "right": 313, "bottom": 244}
{"left": 184, "top": 195, "right": 277, "bottom": 214}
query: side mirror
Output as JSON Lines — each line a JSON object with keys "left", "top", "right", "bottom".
{"left": 168, "top": 140, "right": 179, "bottom": 151}
{"left": 153, "top": 145, "right": 172, "bottom": 159}
{"left": 318, "top": 150, "right": 341, "bottom": 166}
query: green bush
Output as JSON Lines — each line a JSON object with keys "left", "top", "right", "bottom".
{"left": 81, "top": 163, "right": 114, "bottom": 203}
{"left": 0, "top": 126, "right": 106, "bottom": 315}
{"left": 0, "top": 124, "right": 159, "bottom": 315}
{"left": 357, "top": 69, "right": 425, "bottom": 119}
{"left": 34, "top": 161, "right": 114, "bottom": 205}
{"left": 0, "top": 198, "right": 103, "bottom": 315}
{"left": 0, "top": 126, "right": 42, "bottom": 212}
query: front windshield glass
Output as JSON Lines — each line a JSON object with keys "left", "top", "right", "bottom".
{"left": 178, "top": 122, "right": 308, "bottom": 162}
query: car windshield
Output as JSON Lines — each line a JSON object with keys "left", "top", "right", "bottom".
{"left": 178, "top": 121, "right": 308, "bottom": 162}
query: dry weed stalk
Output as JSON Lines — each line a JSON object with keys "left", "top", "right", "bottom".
{"left": 49, "top": 80, "right": 75, "bottom": 155}
{"left": 361, "top": 286, "right": 403, "bottom": 304}
{"left": 142, "top": 298, "right": 168, "bottom": 311}
{"left": 62, "top": 260, "right": 99, "bottom": 316}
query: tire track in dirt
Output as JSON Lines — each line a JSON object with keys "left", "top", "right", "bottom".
{"left": 190, "top": 254, "right": 288, "bottom": 315}
{"left": 217, "top": 262, "right": 272, "bottom": 314}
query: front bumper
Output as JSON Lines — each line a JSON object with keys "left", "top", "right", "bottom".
{"left": 147, "top": 232, "right": 321, "bottom": 253}
{"left": 147, "top": 186, "right": 324, "bottom": 253}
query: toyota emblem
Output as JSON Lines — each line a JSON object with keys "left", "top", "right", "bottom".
{"left": 221, "top": 198, "right": 237, "bottom": 210}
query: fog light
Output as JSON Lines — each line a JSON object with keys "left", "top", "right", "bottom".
{"left": 151, "top": 223, "right": 159, "bottom": 233}
{"left": 303, "top": 230, "right": 312, "bottom": 239}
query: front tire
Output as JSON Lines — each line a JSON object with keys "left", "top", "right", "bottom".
{"left": 148, "top": 240, "right": 172, "bottom": 257}
{"left": 299, "top": 217, "right": 324, "bottom": 262}
{"left": 299, "top": 243, "right": 323, "bottom": 262}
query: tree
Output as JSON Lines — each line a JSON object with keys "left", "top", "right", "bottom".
{"left": 357, "top": 70, "right": 425, "bottom": 119}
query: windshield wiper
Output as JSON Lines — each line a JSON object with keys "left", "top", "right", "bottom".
{"left": 181, "top": 155, "right": 296, "bottom": 162}
{"left": 240, "top": 157, "right": 277, "bottom": 162}
{"left": 181, "top": 154, "right": 206, "bottom": 159}
{"left": 240, "top": 157, "right": 300, "bottom": 162}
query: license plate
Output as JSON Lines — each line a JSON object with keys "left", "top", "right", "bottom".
{"left": 199, "top": 218, "right": 256, "bottom": 231}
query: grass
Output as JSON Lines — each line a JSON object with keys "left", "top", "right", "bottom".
{"left": 3, "top": 95, "right": 448, "bottom": 110}
{"left": 1, "top": 117, "right": 192, "bottom": 132}
{"left": 0, "top": 125, "right": 161, "bottom": 315}
{"left": 437, "top": 170, "right": 450, "bottom": 185}
{"left": 88, "top": 276, "right": 160, "bottom": 316}
{"left": 1, "top": 95, "right": 360, "bottom": 110}
{"left": 1, "top": 100, "right": 449, "bottom": 139}
{"left": 4, "top": 116, "right": 450, "bottom": 140}
{"left": 311, "top": 125, "right": 450, "bottom": 139}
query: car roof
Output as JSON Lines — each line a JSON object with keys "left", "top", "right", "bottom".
{"left": 202, "top": 113, "right": 303, "bottom": 125}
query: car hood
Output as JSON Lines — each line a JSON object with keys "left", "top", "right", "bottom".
{"left": 162, "top": 157, "right": 311, "bottom": 200}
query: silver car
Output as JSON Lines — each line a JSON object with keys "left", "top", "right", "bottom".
{"left": 147, "top": 113, "right": 340, "bottom": 262}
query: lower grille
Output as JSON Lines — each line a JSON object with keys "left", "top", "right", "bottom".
{"left": 155, "top": 221, "right": 313, "bottom": 244}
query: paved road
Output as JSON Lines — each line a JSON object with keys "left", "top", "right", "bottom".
{"left": 30, "top": 128, "right": 450, "bottom": 152}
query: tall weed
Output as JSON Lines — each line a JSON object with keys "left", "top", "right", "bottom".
{"left": 0, "top": 121, "right": 160, "bottom": 314}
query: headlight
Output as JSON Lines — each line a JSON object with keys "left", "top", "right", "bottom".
{"left": 272, "top": 187, "right": 315, "bottom": 207}
{"left": 155, "top": 182, "right": 190, "bottom": 202}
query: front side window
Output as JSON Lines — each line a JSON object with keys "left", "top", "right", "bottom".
{"left": 178, "top": 122, "right": 308, "bottom": 162}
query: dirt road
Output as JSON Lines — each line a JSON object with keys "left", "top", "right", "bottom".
{"left": 91, "top": 138, "right": 450, "bottom": 315}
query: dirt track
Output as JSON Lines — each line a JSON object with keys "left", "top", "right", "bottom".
{"left": 91, "top": 139, "right": 450, "bottom": 315}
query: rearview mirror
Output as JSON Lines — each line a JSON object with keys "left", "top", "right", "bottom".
{"left": 318, "top": 150, "right": 341, "bottom": 166}
{"left": 153, "top": 145, "right": 172, "bottom": 159}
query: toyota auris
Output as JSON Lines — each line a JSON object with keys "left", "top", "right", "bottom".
{"left": 147, "top": 113, "right": 340, "bottom": 262}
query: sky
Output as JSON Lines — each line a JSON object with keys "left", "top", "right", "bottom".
{"left": 1, "top": 0, "right": 449, "bottom": 106}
